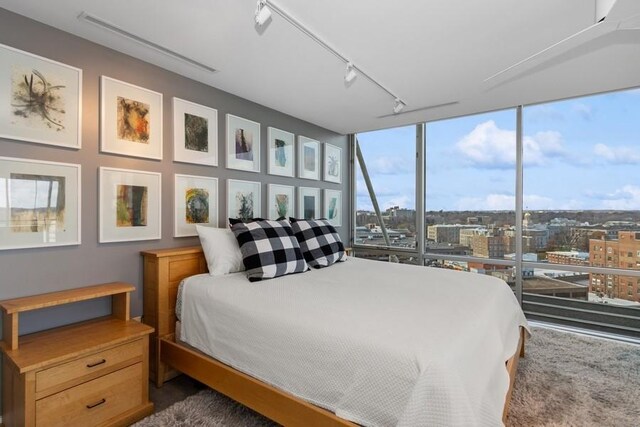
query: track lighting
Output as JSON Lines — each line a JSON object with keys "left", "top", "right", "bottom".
{"left": 344, "top": 62, "right": 357, "bottom": 83}
{"left": 255, "top": 0, "right": 272, "bottom": 26}
{"left": 393, "top": 98, "right": 405, "bottom": 114}
{"left": 254, "top": 0, "right": 407, "bottom": 114}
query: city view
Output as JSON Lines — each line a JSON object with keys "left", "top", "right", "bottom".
{"left": 354, "top": 88, "right": 640, "bottom": 310}
{"left": 355, "top": 208, "right": 640, "bottom": 307}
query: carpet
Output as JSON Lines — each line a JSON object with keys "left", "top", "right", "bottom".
{"left": 134, "top": 327, "right": 640, "bottom": 426}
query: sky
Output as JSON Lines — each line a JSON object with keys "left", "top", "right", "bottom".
{"left": 356, "top": 87, "right": 640, "bottom": 212}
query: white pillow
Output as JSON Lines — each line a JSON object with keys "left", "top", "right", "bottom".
{"left": 196, "top": 225, "right": 245, "bottom": 276}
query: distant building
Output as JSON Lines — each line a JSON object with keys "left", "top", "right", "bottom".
{"left": 471, "top": 233, "right": 515, "bottom": 258}
{"left": 547, "top": 250, "right": 589, "bottom": 266}
{"left": 386, "top": 206, "right": 416, "bottom": 222}
{"left": 459, "top": 227, "right": 487, "bottom": 247}
{"left": 589, "top": 231, "right": 640, "bottom": 303}
{"left": 424, "top": 242, "right": 471, "bottom": 256}
{"left": 427, "top": 224, "right": 478, "bottom": 244}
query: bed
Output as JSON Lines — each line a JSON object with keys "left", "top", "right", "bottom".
{"left": 142, "top": 246, "right": 528, "bottom": 426}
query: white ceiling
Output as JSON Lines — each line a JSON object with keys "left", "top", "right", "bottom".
{"left": 2, "top": 0, "right": 640, "bottom": 134}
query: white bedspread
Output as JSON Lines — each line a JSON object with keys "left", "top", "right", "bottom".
{"left": 179, "top": 257, "right": 529, "bottom": 426}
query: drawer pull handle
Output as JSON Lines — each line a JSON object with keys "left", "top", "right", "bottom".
{"left": 86, "top": 398, "right": 106, "bottom": 409}
{"left": 86, "top": 359, "right": 106, "bottom": 368}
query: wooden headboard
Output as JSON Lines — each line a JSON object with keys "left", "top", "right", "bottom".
{"left": 141, "top": 246, "right": 207, "bottom": 385}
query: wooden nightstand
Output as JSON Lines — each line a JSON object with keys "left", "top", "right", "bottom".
{"left": 0, "top": 283, "right": 154, "bottom": 427}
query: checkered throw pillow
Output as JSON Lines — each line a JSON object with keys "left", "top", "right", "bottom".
{"left": 230, "top": 219, "right": 308, "bottom": 282}
{"left": 289, "top": 218, "right": 347, "bottom": 268}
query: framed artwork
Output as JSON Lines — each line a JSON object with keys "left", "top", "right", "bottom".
{"left": 99, "top": 167, "right": 161, "bottom": 243}
{"left": 173, "top": 97, "right": 218, "bottom": 166}
{"left": 267, "top": 184, "right": 295, "bottom": 220}
{"left": 100, "top": 76, "right": 163, "bottom": 160}
{"left": 227, "top": 179, "right": 262, "bottom": 222}
{"left": 174, "top": 174, "right": 218, "bottom": 237}
{"left": 226, "top": 114, "right": 260, "bottom": 172}
{"left": 323, "top": 143, "right": 342, "bottom": 183}
{"left": 298, "top": 136, "right": 320, "bottom": 180}
{"left": 267, "top": 127, "right": 294, "bottom": 177}
{"left": 324, "top": 189, "right": 342, "bottom": 227}
{"left": 0, "top": 43, "right": 82, "bottom": 149}
{"left": 0, "top": 156, "right": 81, "bottom": 250}
{"left": 298, "top": 187, "right": 320, "bottom": 220}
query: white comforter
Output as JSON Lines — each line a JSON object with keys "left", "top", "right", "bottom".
{"left": 179, "top": 257, "right": 529, "bottom": 426}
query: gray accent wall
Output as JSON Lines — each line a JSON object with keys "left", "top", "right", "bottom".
{"left": 0, "top": 8, "right": 348, "bottom": 335}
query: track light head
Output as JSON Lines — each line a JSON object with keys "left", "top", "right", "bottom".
{"left": 344, "top": 62, "right": 357, "bottom": 83}
{"left": 393, "top": 98, "right": 405, "bottom": 114}
{"left": 255, "top": 0, "right": 272, "bottom": 26}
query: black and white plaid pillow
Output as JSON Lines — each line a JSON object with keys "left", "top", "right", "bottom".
{"left": 230, "top": 219, "right": 308, "bottom": 281}
{"left": 289, "top": 218, "right": 347, "bottom": 268}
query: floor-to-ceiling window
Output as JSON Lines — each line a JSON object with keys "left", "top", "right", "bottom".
{"left": 354, "top": 87, "right": 640, "bottom": 338}
{"left": 355, "top": 125, "right": 418, "bottom": 263}
{"left": 424, "top": 109, "right": 517, "bottom": 275}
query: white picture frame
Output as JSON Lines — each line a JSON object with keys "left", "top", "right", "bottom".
{"left": 323, "top": 143, "right": 342, "bottom": 183}
{"left": 100, "top": 76, "right": 163, "bottom": 160}
{"left": 298, "top": 187, "right": 320, "bottom": 220}
{"left": 267, "top": 184, "right": 295, "bottom": 220}
{"left": 227, "top": 179, "right": 262, "bottom": 222}
{"left": 267, "top": 127, "right": 295, "bottom": 177}
{"left": 324, "top": 189, "right": 342, "bottom": 227}
{"left": 173, "top": 97, "right": 218, "bottom": 166}
{"left": 226, "top": 114, "right": 260, "bottom": 172}
{"left": 174, "top": 174, "right": 218, "bottom": 237}
{"left": 99, "top": 167, "right": 161, "bottom": 243}
{"left": 0, "top": 156, "right": 81, "bottom": 250}
{"left": 0, "top": 43, "right": 82, "bottom": 149}
{"left": 298, "top": 136, "right": 320, "bottom": 180}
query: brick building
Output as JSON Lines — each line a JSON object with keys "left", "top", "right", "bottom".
{"left": 589, "top": 231, "right": 640, "bottom": 302}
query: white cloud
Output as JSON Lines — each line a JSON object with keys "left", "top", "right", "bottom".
{"left": 455, "top": 194, "right": 516, "bottom": 211}
{"left": 593, "top": 143, "right": 640, "bottom": 164}
{"left": 356, "top": 179, "right": 415, "bottom": 210}
{"left": 455, "top": 120, "right": 565, "bottom": 168}
{"left": 595, "top": 185, "right": 640, "bottom": 210}
{"left": 455, "top": 193, "right": 582, "bottom": 211}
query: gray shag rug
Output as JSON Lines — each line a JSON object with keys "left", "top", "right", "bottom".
{"left": 134, "top": 327, "right": 640, "bottom": 426}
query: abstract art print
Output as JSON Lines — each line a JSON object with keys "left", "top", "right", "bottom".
{"left": 226, "top": 114, "right": 260, "bottom": 172}
{"left": 298, "top": 136, "right": 320, "bottom": 180}
{"left": 116, "top": 185, "right": 147, "bottom": 226}
{"left": 99, "top": 167, "right": 161, "bottom": 242}
{"left": 0, "top": 156, "right": 80, "bottom": 250}
{"left": 0, "top": 43, "right": 82, "bottom": 149}
{"left": 268, "top": 127, "right": 294, "bottom": 177}
{"left": 117, "top": 97, "right": 149, "bottom": 143}
{"left": 298, "top": 187, "right": 320, "bottom": 220}
{"left": 323, "top": 143, "right": 342, "bottom": 183}
{"left": 267, "top": 184, "right": 295, "bottom": 220}
{"left": 173, "top": 97, "right": 218, "bottom": 166}
{"left": 324, "top": 189, "right": 342, "bottom": 227}
{"left": 174, "top": 174, "right": 218, "bottom": 237}
{"left": 227, "top": 179, "right": 261, "bottom": 222}
{"left": 100, "top": 76, "right": 163, "bottom": 160}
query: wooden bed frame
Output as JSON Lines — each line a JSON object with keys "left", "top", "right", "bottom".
{"left": 142, "top": 246, "right": 525, "bottom": 425}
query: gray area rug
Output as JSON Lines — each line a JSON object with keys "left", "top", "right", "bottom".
{"left": 134, "top": 327, "right": 640, "bottom": 426}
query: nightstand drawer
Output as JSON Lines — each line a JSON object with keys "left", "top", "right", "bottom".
{"left": 36, "top": 339, "right": 143, "bottom": 395}
{"left": 35, "top": 362, "right": 143, "bottom": 427}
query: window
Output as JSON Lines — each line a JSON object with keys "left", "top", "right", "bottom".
{"left": 523, "top": 89, "right": 640, "bottom": 309}
{"left": 356, "top": 126, "right": 416, "bottom": 250}
{"left": 425, "top": 109, "right": 516, "bottom": 261}
{"left": 353, "top": 87, "right": 640, "bottom": 336}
